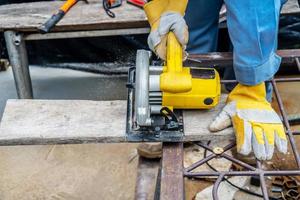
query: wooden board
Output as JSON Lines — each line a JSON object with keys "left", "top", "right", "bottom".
{"left": 0, "top": 98, "right": 234, "bottom": 145}
{"left": 0, "top": 0, "right": 299, "bottom": 32}
{"left": 0, "top": 0, "right": 148, "bottom": 32}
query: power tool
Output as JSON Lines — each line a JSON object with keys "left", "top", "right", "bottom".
{"left": 126, "top": 33, "right": 221, "bottom": 141}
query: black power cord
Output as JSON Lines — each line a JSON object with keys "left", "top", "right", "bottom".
{"left": 102, "top": 0, "right": 122, "bottom": 18}
{"left": 202, "top": 141, "right": 277, "bottom": 200}
{"left": 103, "top": 0, "right": 115, "bottom": 18}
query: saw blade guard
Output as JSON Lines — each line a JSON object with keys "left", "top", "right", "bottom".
{"left": 134, "top": 50, "right": 152, "bottom": 127}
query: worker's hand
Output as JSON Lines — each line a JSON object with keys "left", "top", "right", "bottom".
{"left": 144, "top": 0, "right": 189, "bottom": 60}
{"left": 148, "top": 12, "right": 189, "bottom": 60}
{"left": 209, "top": 83, "right": 287, "bottom": 160}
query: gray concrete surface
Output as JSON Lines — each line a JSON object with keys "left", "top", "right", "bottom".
{"left": 0, "top": 66, "right": 138, "bottom": 200}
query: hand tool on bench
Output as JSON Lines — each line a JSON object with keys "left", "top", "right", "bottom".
{"left": 126, "top": 32, "right": 221, "bottom": 141}
{"left": 126, "top": 0, "right": 146, "bottom": 8}
{"left": 38, "top": 0, "right": 88, "bottom": 34}
{"left": 103, "top": 0, "right": 122, "bottom": 18}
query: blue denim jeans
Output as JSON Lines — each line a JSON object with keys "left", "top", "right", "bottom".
{"left": 184, "top": 0, "right": 286, "bottom": 101}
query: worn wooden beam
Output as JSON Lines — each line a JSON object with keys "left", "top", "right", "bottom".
{"left": 0, "top": 98, "right": 233, "bottom": 146}
{"left": 160, "top": 143, "right": 184, "bottom": 200}
{"left": 0, "top": 0, "right": 148, "bottom": 32}
{"left": 0, "top": 0, "right": 298, "bottom": 32}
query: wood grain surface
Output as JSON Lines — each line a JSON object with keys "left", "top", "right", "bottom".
{"left": 0, "top": 97, "right": 234, "bottom": 145}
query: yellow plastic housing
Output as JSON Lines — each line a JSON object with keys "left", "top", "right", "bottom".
{"left": 162, "top": 68, "right": 221, "bottom": 109}
{"left": 160, "top": 33, "right": 192, "bottom": 93}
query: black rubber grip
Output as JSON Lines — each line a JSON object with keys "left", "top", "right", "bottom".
{"left": 38, "top": 10, "right": 65, "bottom": 34}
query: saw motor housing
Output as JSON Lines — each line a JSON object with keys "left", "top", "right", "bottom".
{"left": 134, "top": 33, "right": 221, "bottom": 128}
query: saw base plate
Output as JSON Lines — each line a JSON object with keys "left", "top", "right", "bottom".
{"left": 126, "top": 67, "right": 184, "bottom": 142}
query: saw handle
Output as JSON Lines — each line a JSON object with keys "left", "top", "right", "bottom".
{"left": 160, "top": 32, "right": 192, "bottom": 93}
{"left": 166, "top": 32, "right": 183, "bottom": 73}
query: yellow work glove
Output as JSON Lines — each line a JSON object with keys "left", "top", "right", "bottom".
{"left": 209, "top": 83, "right": 287, "bottom": 160}
{"left": 144, "top": 0, "right": 189, "bottom": 60}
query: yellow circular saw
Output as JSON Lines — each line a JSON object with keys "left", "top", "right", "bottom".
{"left": 126, "top": 33, "right": 221, "bottom": 141}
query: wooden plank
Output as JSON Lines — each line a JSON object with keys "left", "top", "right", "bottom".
{"left": 0, "top": 98, "right": 234, "bottom": 145}
{"left": 160, "top": 143, "right": 184, "bottom": 200}
{"left": 0, "top": 0, "right": 148, "bottom": 32}
{"left": 0, "top": 100, "right": 127, "bottom": 144}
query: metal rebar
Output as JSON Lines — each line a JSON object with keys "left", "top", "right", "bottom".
{"left": 221, "top": 77, "right": 300, "bottom": 84}
{"left": 185, "top": 142, "right": 237, "bottom": 172}
{"left": 184, "top": 170, "right": 300, "bottom": 177}
{"left": 195, "top": 141, "right": 236, "bottom": 153}
{"left": 195, "top": 142, "right": 256, "bottom": 171}
{"left": 257, "top": 161, "right": 269, "bottom": 200}
{"left": 212, "top": 174, "right": 225, "bottom": 200}
{"left": 271, "top": 79, "right": 300, "bottom": 167}
{"left": 184, "top": 153, "right": 217, "bottom": 172}
{"left": 221, "top": 153, "right": 256, "bottom": 171}
{"left": 173, "top": 53, "right": 300, "bottom": 200}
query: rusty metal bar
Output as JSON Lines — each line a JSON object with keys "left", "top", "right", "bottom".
{"left": 187, "top": 49, "right": 300, "bottom": 67}
{"left": 184, "top": 170, "right": 300, "bottom": 177}
{"left": 293, "top": 131, "right": 300, "bottom": 135}
{"left": 184, "top": 153, "right": 216, "bottom": 173}
{"left": 160, "top": 143, "right": 184, "bottom": 200}
{"left": 221, "top": 153, "right": 256, "bottom": 171}
{"left": 271, "top": 79, "right": 300, "bottom": 167}
{"left": 161, "top": 53, "right": 300, "bottom": 200}
{"left": 257, "top": 161, "right": 269, "bottom": 200}
{"left": 221, "top": 77, "right": 300, "bottom": 84}
{"left": 183, "top": 75, "right": 300, "bottom": 199}
{"left": 196, "top": 141, "right": 236, "bottom": 152}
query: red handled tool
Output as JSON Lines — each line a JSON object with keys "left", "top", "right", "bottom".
{"left": 126, "top": 0, "right": 146, "bottom": 8}
{"left": 38, "top": 0, "right": 88, "bottom": 34}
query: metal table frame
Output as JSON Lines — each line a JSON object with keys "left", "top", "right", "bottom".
{"left": 4, "top": 28, "right": 150, "bottom": 99}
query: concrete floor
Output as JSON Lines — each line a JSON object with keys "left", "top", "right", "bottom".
{"left": 0, "top": 66, "right": 138, "bottom": 200}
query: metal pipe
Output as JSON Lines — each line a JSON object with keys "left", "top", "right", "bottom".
{"left": 160, "top": 143, "right": 185, "bottom": 200}
{"left": 4, "top": 31, "right": 33, "bottom": 99}
{"left": 195, "top": 141, "right": 236, "bottom": 153}
{"left": 221, "top": 77, "right": 300, "bottom": 84}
